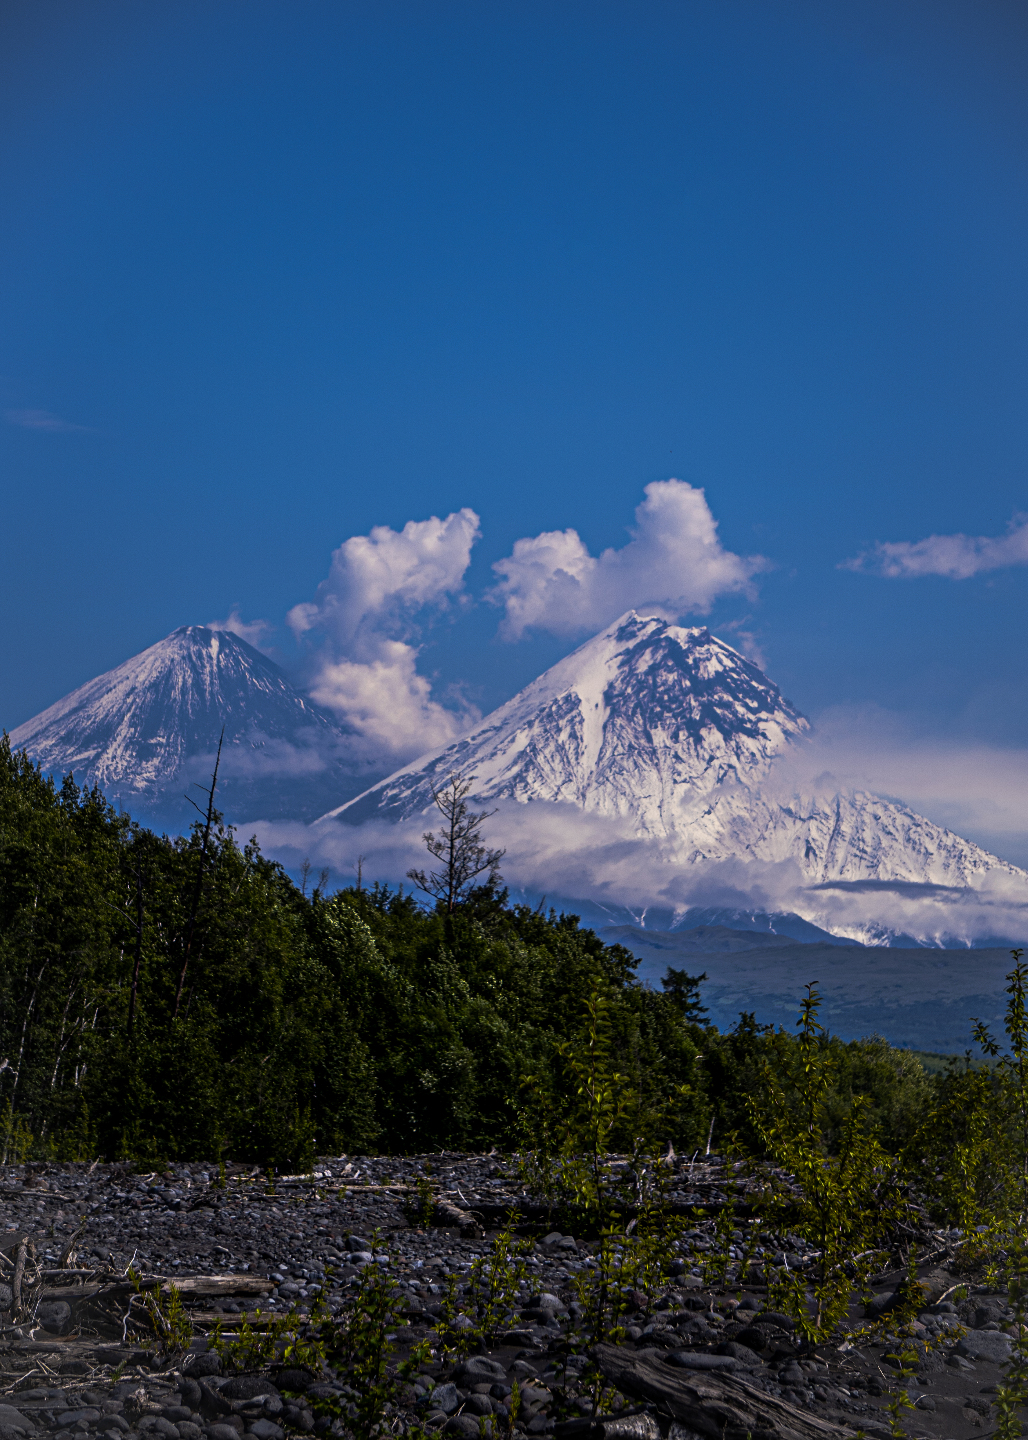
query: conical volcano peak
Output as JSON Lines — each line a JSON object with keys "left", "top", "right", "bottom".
{"left": 9, "top": 624, "right": 361, "bottom": 823}
{"left": 326, "top": 610, "right": 808, "bottom": 831}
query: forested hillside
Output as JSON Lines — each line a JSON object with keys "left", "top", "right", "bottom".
{"left": 0, "top": 736, "right": 995, "bottom": 1186}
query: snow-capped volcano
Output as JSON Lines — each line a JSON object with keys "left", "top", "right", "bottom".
{"left": 329, "top": 611, "right": 808, "bottom": 831}
{"left": 9, "top": 626, "right": 364, "bottom": 823}
{"left": 323, "top": 612, "right": 1028, "bottom": 941}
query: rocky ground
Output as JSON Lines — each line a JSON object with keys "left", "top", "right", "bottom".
{"left": 0, "top": 1155, "right": 1013, "bottom": 1440}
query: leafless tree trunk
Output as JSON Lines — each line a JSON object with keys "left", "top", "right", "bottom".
{"left": 128, "top": 865, "right": 144, "bottom": 1040}
{"left": 174, "top": 730, "right": 224, "bottom": 1017}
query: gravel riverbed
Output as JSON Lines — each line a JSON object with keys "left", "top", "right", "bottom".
{"left": 0, "top": 1155, "right": 1012, "bottom": 1440}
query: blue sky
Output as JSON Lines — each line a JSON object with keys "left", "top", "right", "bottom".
{"left": 2, "top": 0, "right": 1028, "bottom": 855}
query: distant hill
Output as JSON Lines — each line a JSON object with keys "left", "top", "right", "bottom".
{"left": 601, "top": 921, "right": 1019, "bottom": 1052}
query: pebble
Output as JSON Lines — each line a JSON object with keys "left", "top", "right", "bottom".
{"left": 428, "top": 1384, "right": 460, "bottom": 1415}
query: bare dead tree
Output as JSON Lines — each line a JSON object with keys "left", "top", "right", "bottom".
{"left": 104, "top": 857, "right": 146, "bottom": 1041}
{"left": 174, "top": 729, "right": 224, "bottom": 1017}
{"left": 406, "top": 771, "right": 505, "bottom": 913}
{"left": 128, "top": 865, "right": 144, "bottom": 1040}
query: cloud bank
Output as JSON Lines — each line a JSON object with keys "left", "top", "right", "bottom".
{"left": 490, "top": 479, "right": 764, "bottom": 639}
{"left": 287, "top": 509, "right": 482, "bottom": 762}
{"left": 843, "top": 516, "right": 1028, "bottom": 579}
{"left": 251, "top": 794, "right": 1028, "bottom": 950}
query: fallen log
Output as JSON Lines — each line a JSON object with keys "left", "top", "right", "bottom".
{"left": 430, "top": 1197, "right": 484, "bottom": 1237}
{"left": 164, "top": 1275, "right": 275, "bottom": 1296}
{"left": 592, "top": 1344, "right": 862, "bottom": 1440}
{"left": 37, "top": 1272, "right": 276, "bottom": 1303}
{"left": 39, "top": 1268, "right": 104, "bottom": 1279}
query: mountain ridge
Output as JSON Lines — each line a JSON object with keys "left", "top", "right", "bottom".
{"left": 323, "top": 611, "right": 809, "bottom": 826}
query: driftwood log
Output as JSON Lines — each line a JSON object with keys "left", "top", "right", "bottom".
{"left": 431, "top": 1197, "right": 484, "bottom": 1236}
{"left": 37, "top": 1272, "right": 276, "bottom": 1301}
{"left": 593, "top": 1345, "right": 864, "bottom": 1440}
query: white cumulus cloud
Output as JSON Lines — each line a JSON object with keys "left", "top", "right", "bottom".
{"left": 843, "top": 516, "right": 1028, "bottom": 579}
{"left": 288, "top": 509, "right": 482, "bottom": 763}
{"left": 207, "top": 608, "right": 272, "bottom": 648}
{"left": 308, "top": 641, "right": 475, "bottom": 758}
{"left": 288, "top": 509, "right": 480, "bottom": 646}
{"left": 490, "top": 479, "right": 764, "bottom": 639}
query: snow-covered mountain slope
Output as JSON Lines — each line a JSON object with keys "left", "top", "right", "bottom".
{"left": 327, "top": 612, "right": 809, "bottom": 830}
{"left": 323, "top": 612, "right": 1028, "bottom": 940}
{"left": 664, "top": 780, "right": 1025, "bottom": 889}
{"left": 9, "top": 626, "right": 365, "bottom": 823}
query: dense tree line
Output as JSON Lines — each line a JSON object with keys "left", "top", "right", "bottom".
{"left": 0, "top": 735, "right": 998, "bottom": 1189}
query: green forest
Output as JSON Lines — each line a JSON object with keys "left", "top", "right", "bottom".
{"left": 0, "top": 733, "right": 1020, "bottom": 1224}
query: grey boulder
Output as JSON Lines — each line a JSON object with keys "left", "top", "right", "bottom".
{"left": 221, "top": 1377, "right": 279, "bottom": 1401}
{"left": 427, "top": 1383, "right": 460, "bottom": 1415}
{"left": 248, "top": 1424, "right": 284, "bottom": 1440}
{"left": 956, "top": 1332, "right": 1013, "bottom": 1363}
{"left": 36, "top": 1300, "right": 72, "bottom": 1334}
{"left": 453, "top": 1356, "right": 507, "bottom": 1383}
{"left": 0, "top": 1408, "right": 35, "bottom": 1434}
{"left": 183, "top": 1352, "right": 222, "bottom": 1377}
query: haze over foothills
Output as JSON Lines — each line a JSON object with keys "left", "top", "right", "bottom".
{"left": 3, "top": 2, "right": 1028, "bottom": 942}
